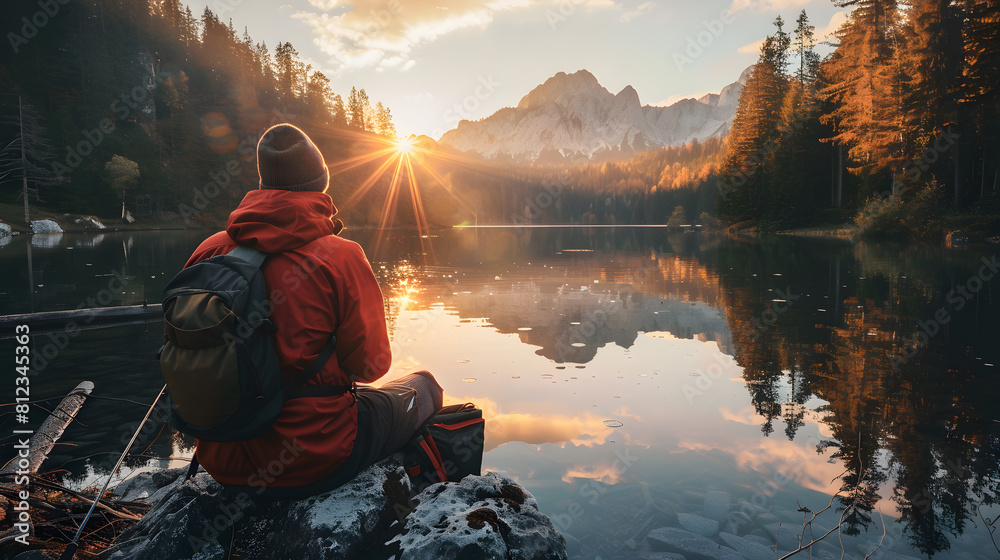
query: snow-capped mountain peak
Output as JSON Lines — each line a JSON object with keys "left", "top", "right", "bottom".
{"left": 441, "top": 68, "right": 749, "bottom": 163}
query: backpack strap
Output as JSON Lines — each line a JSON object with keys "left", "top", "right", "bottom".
{"left": 228, "top": 245, "right": 267, "bottom": 269}
{"left": 226, "top": 246, "right": 352, "bottom": 401}
{"left": 283, "top": 336, "right": 355, "bottom": 399}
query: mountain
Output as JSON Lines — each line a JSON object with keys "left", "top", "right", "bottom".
{"left": 439, "top": 67, "right": 751, "bottom": 164}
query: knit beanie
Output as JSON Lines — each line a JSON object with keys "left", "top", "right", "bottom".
{"left": 256, "top": 124, "right": 330, "bottom": 192}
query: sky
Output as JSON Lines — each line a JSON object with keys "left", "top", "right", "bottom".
{"left": 181, "top": 0, "right": 848, "bottom": 139}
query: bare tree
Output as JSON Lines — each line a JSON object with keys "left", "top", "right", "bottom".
{"left": 0, "top": 96, "right": 61, "bottom": 224}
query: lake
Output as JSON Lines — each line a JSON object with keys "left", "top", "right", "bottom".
{"left": 1, "top": 227, "right": 998, "bottom": 559}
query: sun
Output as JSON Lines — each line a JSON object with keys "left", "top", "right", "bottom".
{"left": 394, "top": 135, "right": 417, "bottom": 155}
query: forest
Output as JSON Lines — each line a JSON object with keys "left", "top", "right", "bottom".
{"left": 0, "top": 0, "right": 397, "bottom": 224}
{"left": 718, "top": 1, "right": 1000, "bottom": 238}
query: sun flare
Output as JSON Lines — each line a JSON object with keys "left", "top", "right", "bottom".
{"left": 394, "top": 135, "right": 417, "bottom": 155}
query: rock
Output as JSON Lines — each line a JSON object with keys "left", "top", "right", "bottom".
{"left": 643, "top": 554, "right": 686, "bottom": 560}
{"left": 762, "top": 523, "right": 800, "bottom": 551}
{"left": 754, "top": 513, "right": 779, "bottom": 526}
{"left": 647, "top": 527, "right": 743, "bottom": 560}
{"left": 72, "top": 215, "right": 107, "bottom": 229}
{"left": 720, "top": 512, "right": 752, "bottom": 535}
{"left": 859, "top": 546, "right": 922, "bottom": 560}
{"left": 718, "top": 533, "right": 773, "bottom": 560}
{"left": 30, "top": 219, "right": 62, "bottom": 234}
{"left": 101, "top": 457, "right": 414, "bottom": 560}
{"left": 703, "top": 491, "right": 731, "bottom": 523}
{"left": 0, "top": 222, "right": 12, "bottom": 237}
{"left": 12, "top": 552, "right": 57, "bottom": 560}
{"left": 677, "top": 513, "right": 720, "bottom": 537}
{"left": 388, "top": 471, "right": 567, "bottom": 560}
{"left": 743, "top": 534, "right": 771, "bottom": 547}
{"left": 102, "top": 459, "right": 566, "bottom": 560}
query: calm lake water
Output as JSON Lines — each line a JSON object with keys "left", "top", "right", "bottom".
{"left": 1, "top": 227, "right": 998, "bottom": 560}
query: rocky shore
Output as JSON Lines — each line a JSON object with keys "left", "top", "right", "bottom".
{"left": 40, "top": 456, "right": 570, "bottom": 560}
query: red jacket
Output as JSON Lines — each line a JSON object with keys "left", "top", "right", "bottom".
{"left": 186, "top": 189, "right": 391, "bottom": 488}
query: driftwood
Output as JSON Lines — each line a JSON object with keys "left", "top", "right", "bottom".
{"left": 0, "top": 382, "right": 150, "bottom": 559}
{"left": 0, "top": 304, "right": 162, "bottom": 338}
{"left": 2, "top": 381, "right": 94, "bottom": 476}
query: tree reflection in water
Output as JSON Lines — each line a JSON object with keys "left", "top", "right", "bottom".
{"left": 717, "top": 237, "right": 1000, "bottom": 556}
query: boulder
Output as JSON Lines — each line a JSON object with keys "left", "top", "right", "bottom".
{"left": 720, "top": 511, "right": 753, "bottom": 535}
{"left": 762, "top": 523, "right": 800, "bottom": 551}
{"left": 718, "top": 532, "right": 773, "bottom": 560}
{"left": 101, "top": 458, "right": 567, "bottom": 560}
{"left": 703, "top": 491, "right": 731, "bottom": 523}
{"left": 677, "top": 513, "right": 720, "bottom": 537}
{"left": 647, "top": 527, "right": 743, "bottom": 560}
{"left": 30, "top": 219, "right": 62, "bottom": 234}
{"left": 388, "top": 471, "right": 567, "bottom": 560}
{"left": 71, "top": 215, "right": 107, "bottom": 230}
{"left": 102, "top": 458, "right": 412, "bottom": 560}
{"left": 858, "top": 546, "right": 922, "bottom": 560}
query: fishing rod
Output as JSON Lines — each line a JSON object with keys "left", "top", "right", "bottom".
{"left": 59, "top": 383, "right": 167, "bottom": 560}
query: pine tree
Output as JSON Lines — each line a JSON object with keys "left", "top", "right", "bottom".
{"left": 358, "top": 88, "right": 372, "bottom": 132}
{"left": 274, "top": 42, "right": 299, "bottom": 103}
{"left": 332, "top": 94, "right": 347, "bottom": 127}
{"left": 347, "top": 86, "right": 364, "bottom": 129}
{"left": 305, "top": 71, "right": 334, "bottom": 122}
{"left": 718, "top": 17, "right": 791, "bottom": 224}
{"left": 374, "top": 102, "right": 396, "bottom": 137}
{"left": 901, "top": 0, "right": 964, "bottom": 201}
{"left": 793, "top": 10, "right": 820, "bottom": 84}
{"left": 820, "top": 0, "right": 905, "bottom": 183}
{"left": 958, "top": 0, "right": 1000, "bottom": 204}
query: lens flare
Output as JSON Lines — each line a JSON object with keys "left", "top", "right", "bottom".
{"left": 394, "top": 135, "right": 417, "bottom": 155}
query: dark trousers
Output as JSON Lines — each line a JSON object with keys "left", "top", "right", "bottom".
{"left": 240, "top": 370, "right": 443, "bottom": 500}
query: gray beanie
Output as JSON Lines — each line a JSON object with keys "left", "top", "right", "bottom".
{"left": 256, "top": 124, "right": 329, "bottom": 192}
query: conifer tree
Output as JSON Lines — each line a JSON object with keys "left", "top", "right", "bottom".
{"left": 820, "top": 0, "right": 905, "bottom": 183}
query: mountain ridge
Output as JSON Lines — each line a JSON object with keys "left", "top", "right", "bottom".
{"left": 440, "top": 67, "right": 751, "bottom": 164}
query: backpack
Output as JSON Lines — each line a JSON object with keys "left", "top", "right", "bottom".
{"left": 404, "top": 403, "right": 485, "bottom": 492}
{"left": 158, "top": 245, "right": 351, "bottom": 442}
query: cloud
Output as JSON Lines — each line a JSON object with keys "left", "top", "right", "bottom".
{"left": 294, "top": 1, "right": 505, "bottom": 71}
{"left": 295, "top": 0, "right": 621, "bottom": 70}
{"left": 619, "top": 1, "right": 654, "bottom": 23}
{"left": 815, "top": 11, "right": 848, "bottom": 41}
{"left": 738, "top": 38, "right": 765, "bottom": 55}
{"left": 485, "top": 411, "right": 615, "bottom": 451}
{"left": 729, "top": 0, "right": 811, "bottom": 11}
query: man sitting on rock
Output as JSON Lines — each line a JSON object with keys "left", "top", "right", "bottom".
{"left": 184, "top": 123, "right": 443, "bottom": 499}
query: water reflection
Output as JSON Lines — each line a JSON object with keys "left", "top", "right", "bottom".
{"left": 2, "top": 228, "right": 998, "bottom": 559}
{"left": 715, "top": 237, "right": 1000, "bottom": 557}
{"left": 31, "top": 232, "right": 63, "bottom": 249}
{"left": 371, "top": 229, "right": 999, "bottom": 558}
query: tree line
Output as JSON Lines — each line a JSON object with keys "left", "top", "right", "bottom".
{"left": 0, "top": 0, "right": 397, "bottom": 222}
{"left": 718, "top": 2, "right": 1000, "bottom": 236}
